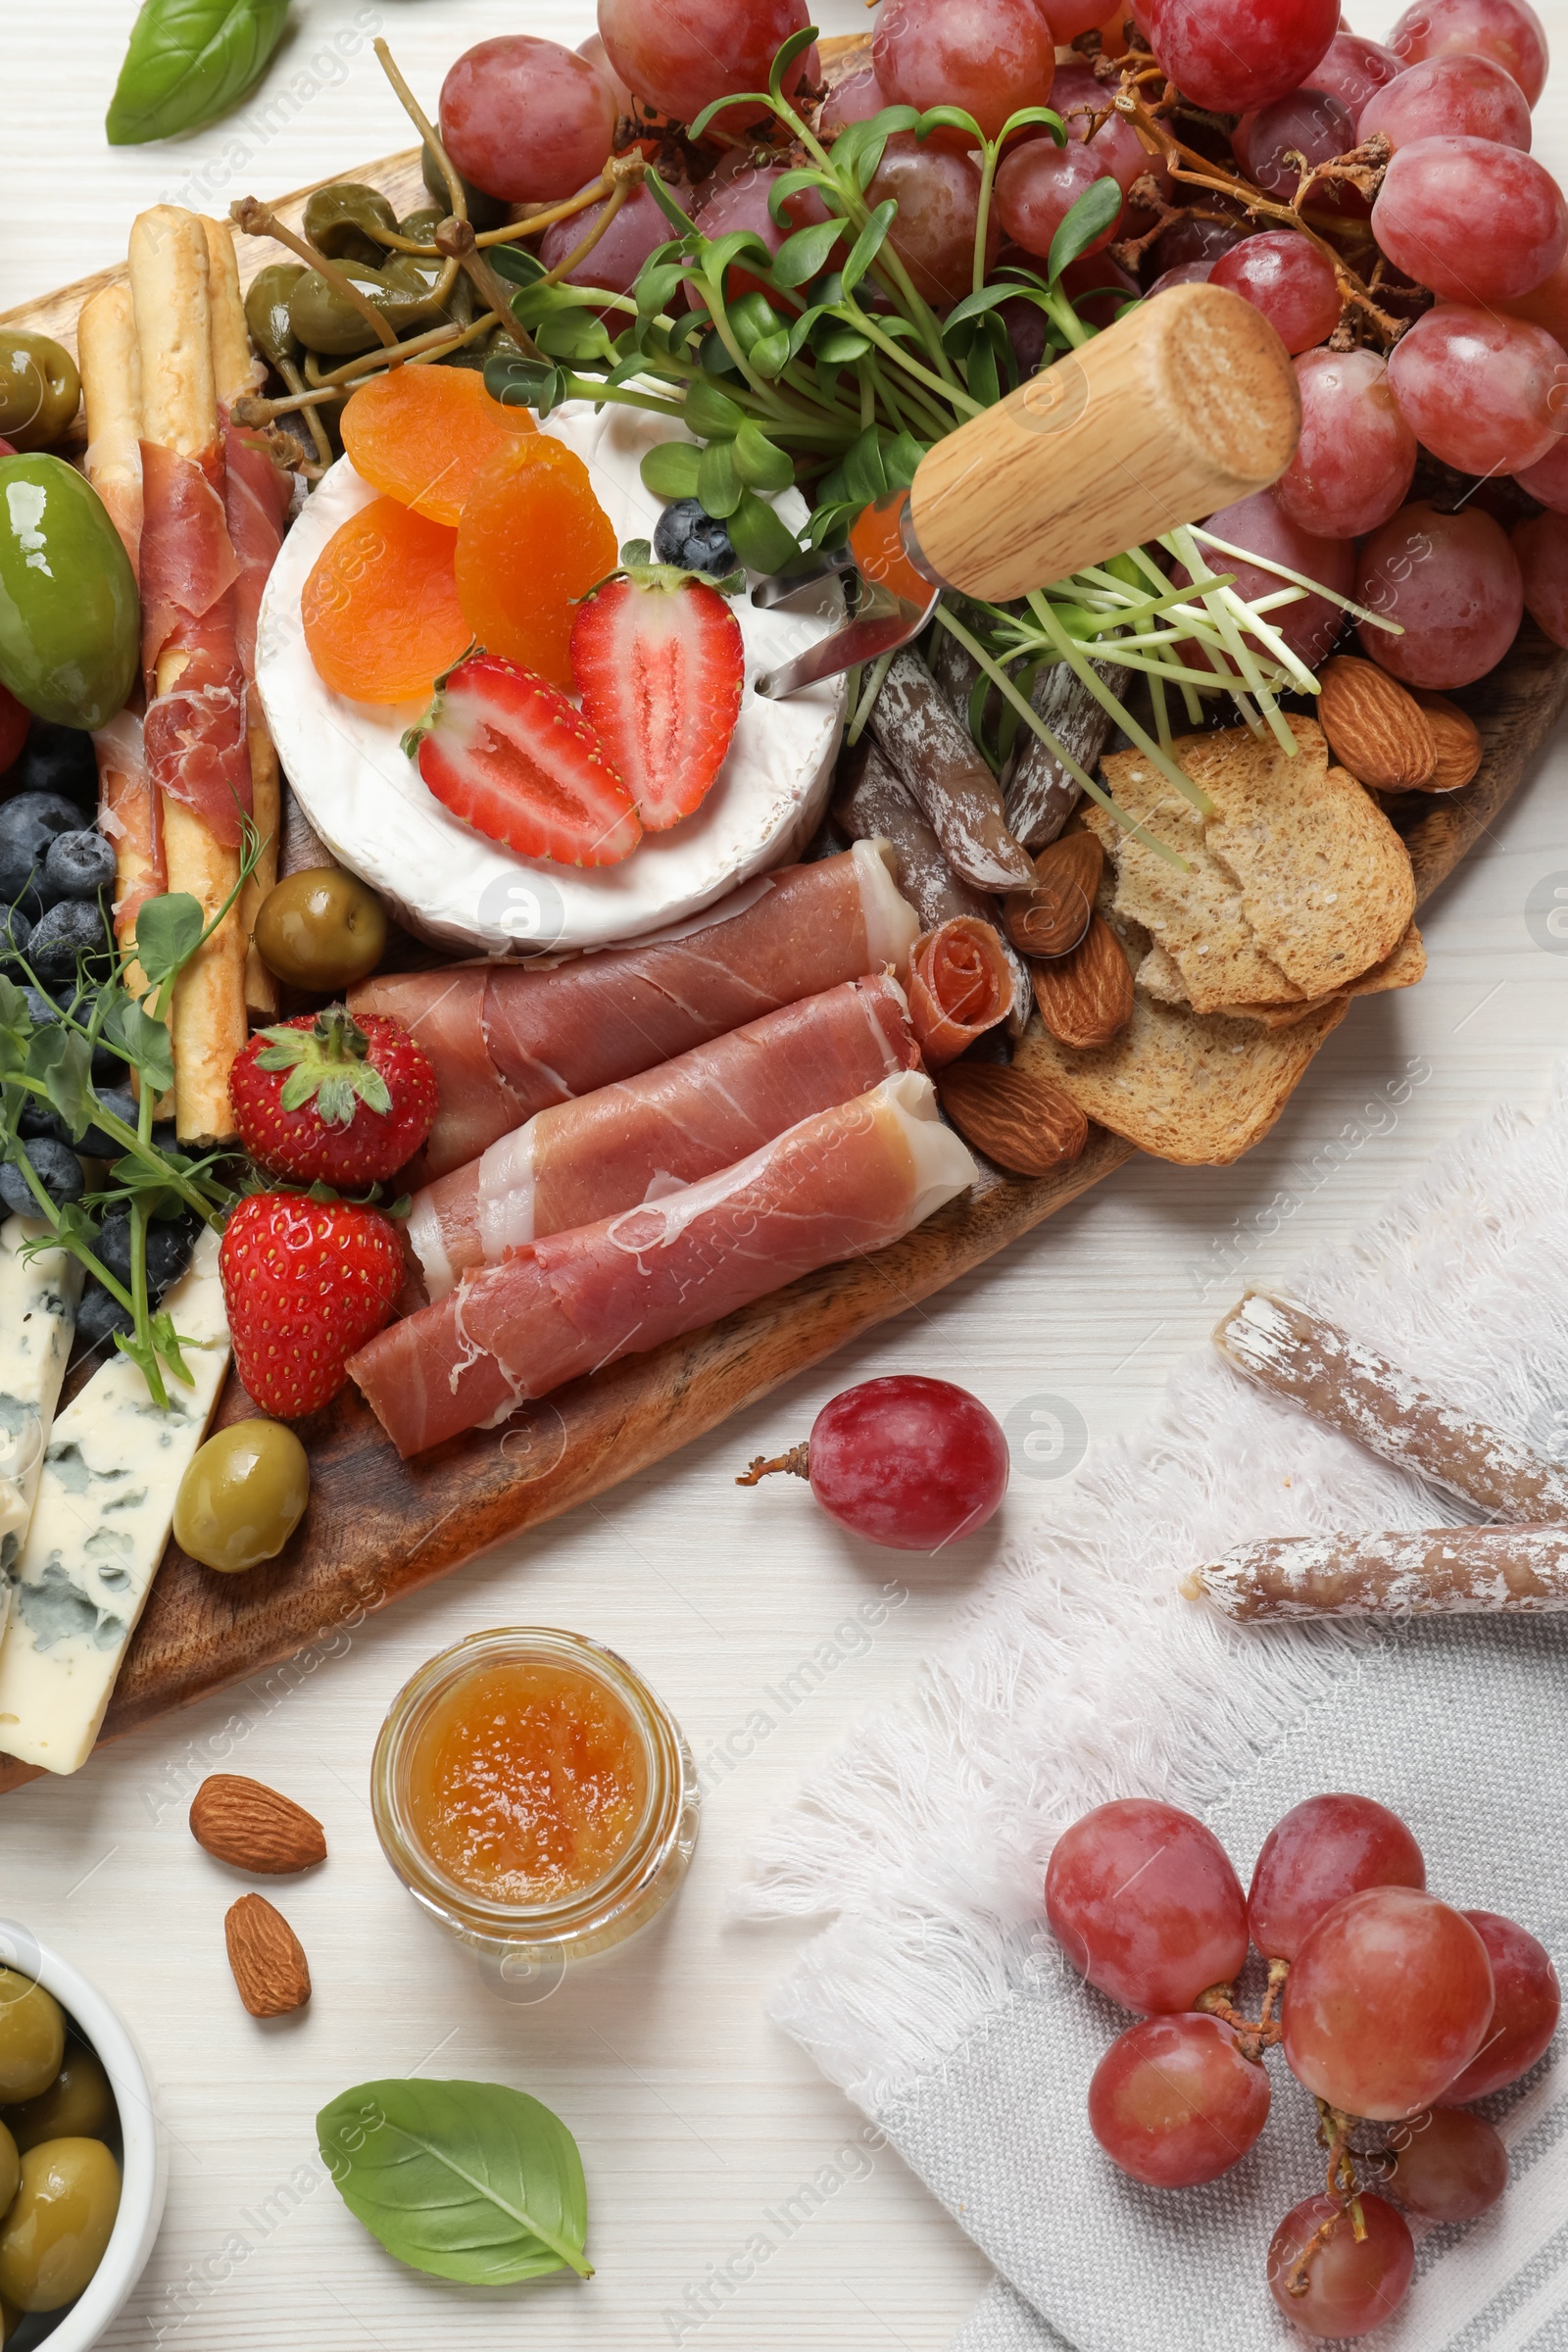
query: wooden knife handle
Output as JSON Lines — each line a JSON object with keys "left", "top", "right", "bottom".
{"left": 906, "top": 283, "right": 1301, "bottom": 604}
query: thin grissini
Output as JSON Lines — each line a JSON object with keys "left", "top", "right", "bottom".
{"left": 76, "top": 282, "right": 144, "bottom": 569}
{"left": 1186, "top": 1528, "right": 1568, "bottom": 1621}
{"left": 1006, "top": 661, "right": 1130, "bottom": 853}
{"left": 870, "top": 650, "right": 1036, "bottom": 892}
{"left": 1214, "top": 1291, "right": 1568, "bottom": 1523}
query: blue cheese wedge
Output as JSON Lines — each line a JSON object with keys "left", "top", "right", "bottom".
{"left": 0, "top": 1230, "right": 228, "bottom": 1775}
{"left": 0, "top": 1216, "right": 82, "bottom": 1606}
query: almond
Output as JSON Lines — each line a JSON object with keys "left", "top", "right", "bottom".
{"left": 1031, "top": 912, "right": 1134, "bottom": 1050}
{"left": 1316, "top": 656, "right": 1437, "bottom": 792}
{"left": 1411, "top": 690, "right": 1484, "bottom": 792}
{"left": 224, "top": 1893, "right": 311, "bottom": 2018}
{"left": 936, "top": 1063, "right": 1090, "bottom": 1175}
{"left": 1004, "top": 831, "right": 1102, "bottom": 959}
{"left": 190, "top": 1775, "right": 327, "bottom": 1874}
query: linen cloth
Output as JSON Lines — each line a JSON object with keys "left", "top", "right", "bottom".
{"left": 739, "top": 1073, "right": 1568, "bottom": 2352}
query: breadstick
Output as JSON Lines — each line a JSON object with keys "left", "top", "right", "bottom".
{"left": 1215, "top": 1291, "right": 1568, "bottom": 1522}
{"left": 1185, "top": 1528, "right": 1568, "bottom": 1620}
{"left": 200, "top": 215, "right": 263, "bottom": 408}
{"left": 76, "top": 283, "right": 143, "bottom": 569}
{"left": 870, "top": 651, "right": 1035, "bottom": 891}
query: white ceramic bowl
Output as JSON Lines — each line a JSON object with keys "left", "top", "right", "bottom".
{"left": 0, "top": 1922, "right": 167, "bottom": 2350}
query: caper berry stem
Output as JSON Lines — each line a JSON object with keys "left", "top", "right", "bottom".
{"left": 232, "top": 307, "right": 505, "bottom": 429}
{"left": 433, "top": 220, "right": 545, "bottom": 360}
{"left": 536, "top": 176, "right": 631, "bottom": 291}
{"left": 276, "top": 354, "right": 334, "bottom": 468}
{"left": 373, "top": 36, "right": 467, "bottom": 228}
{"left": 230, "top": 197, "right": 399, "bottom": 350}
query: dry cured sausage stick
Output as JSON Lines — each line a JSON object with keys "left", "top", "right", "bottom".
{"left": 1215, "top": 1291, "right": 1568, "bottom": 1522}
{"left": 1186, "top": 1528, "right": 1568, "bottom": 1620}
{"left": 1006, "top": 661, "right": 1131, "bottom": 852}
{"left": 870, "top": 651, "right": 1035, "bottom": 891}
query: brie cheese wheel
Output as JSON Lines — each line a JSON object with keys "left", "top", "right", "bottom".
{"left": 257, "top": 401, "right": 848, "bottom": 956}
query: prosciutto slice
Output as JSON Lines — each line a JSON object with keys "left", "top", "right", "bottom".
{"left": 352, "top": 842, "right": 921, "bottom": 1179}
{"left": 139, "top": 440, "right": 251, "bottom": 848}
{"left": 221, "top": 424, "right": 293, "bottom": 679}
{"left": 93, "top": 710, "right": 164, "bottom": 942}
{"left": 906, "top": 919, "right": 1017, "bottom": 1066}
{"left": 350, "top": 1070, "right": 976, "bottom": 1458}
{"left": 407, "top": 973, "right": 920, "bottom": 1298}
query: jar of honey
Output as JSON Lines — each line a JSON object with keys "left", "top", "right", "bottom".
{"left": 371, "top": 1628, "right": 699, "bottom": 1966}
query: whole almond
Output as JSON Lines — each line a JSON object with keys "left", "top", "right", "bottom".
{"left": 224, "top": 1893, "right": 311, "bottom": 2018}
{"left": 1411, "top": 690, "right": 1484, "bottom": 792}
{"left": 937, "top": 1063, "right": 1090, "bottom": 1175}
{"left": 190, "top": 1776, "right": 326, "bottom": 1874}
{"left": 1031, "top": 913, "right": 1134, "bottom": 1049}
{"left": 1004, "top": 832, "right": 1102, "bottom": 959}
{"left": 1316, "top": 656, "right": 1437, "bottom": 791}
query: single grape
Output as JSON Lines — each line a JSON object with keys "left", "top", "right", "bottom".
{"left": 996, "top": 142, "right": 1124, "bottom": 264}
{"left": 1089, "top": 2013, "right": 1270, "bottom": 2187}
{"left": 1357, "top": 501, "right": 1524, "bottom": 686}
{"left": 872, "top": 0, "right": 1055, "bottom": 142}
{"left": 1446, "top": 1911, "right": 1562, "bottom": 2097}
{"left": 1282, "top": 1886, "right": 1494, "bottom": 2119}
{"left": 1185, "top": 490, "right": 1355, "bottom": 669}
{"left": 1513, "top": 510, "right": 1568, "bottom": 647}
{"left": 819, "top": 62, "right": 890, "bottom": 136}
{"left": 1309, "top": 29, "right": 1404, "bottom": 122}
{"left": 1045, "top": 1798, "right": 1249, "bottom": 2014}
{"left": 1360, "top": 51, "right": 1533, "bottom": 151}
{"left": 1142, "top": 0, "right": 1339, "bottom": 112}
{"left": 1147, "top": 260, "right": 1216, "bottom": 298}
{"left": 1248, "top": 1794, "right": 1426, "bottom": 1964}
{"left": 1387, "top": 0, "right": 1548, "bottom": 107}
{"left": 1048, "top": 62, "right": 1158, "bottom": 193}
{"left": 1146, "top": 209, "right": 1250, "bottom": 279}
{"left": 1267, "top": 2194, "right": 1415, "bottom": 2339}
{"left": 1373, "top": 137, "right": 1568, "bottom": 304}
{"left": 1210, "top": 234, "right": 1341, "bottom": 354}
{"left": 1043, "top": 0, "right": 1125, "bottom": 37}
{"left": 439, "top": 37, "right": 617, "bottom": 205}
{"left": 1516, "top": 435, "right": 1568, "bottom": 508}
{"left": 761, "top": 1375, "right": 1009, "bottom": 1552}
{"left": 597, "top": 0, "right": 811, "bottom": 125}
{"left": 867, "top": 136, "right": 997, "bottom": 312}
{"left": 538, "top": 180, "right": 682, "bottom": 301}
{"left": 1235, "top": 88, "right": 1358, "bottom": 204}
{"left": 1386, "top": 2107, "right": 1508, "bottom": 2221}
{"left": 1388, "top": 305, "right": 1568, "bottom": 475}
{"left": 1275, "top": 350, "right": 1417, "bottom": 538}
{"left": 576, "top": 30, "right": 632, "bottom": 117}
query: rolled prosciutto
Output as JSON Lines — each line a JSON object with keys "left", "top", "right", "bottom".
{"left": 350, "top": 1070, "right": 976, "bottom": 1457}
{"left": 907, "top": 918, "right": 1016, "bottom": 1066}
{"left": 139, "top": 440, "right": 252, "bottom": 848}
{"left": 352, "top": 841, "right": 921, "bottom": 1179}
{"left": 407, "top": 973, "right": 921, "bottom": 1297}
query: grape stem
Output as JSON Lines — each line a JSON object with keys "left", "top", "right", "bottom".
{"left": 1285, "top": 2206, "right": 1342, "bottom": 2299}
{"left": 1193, "top": 1963, "right": 1289, "bottom": 2063}
{"left": 736, "top": 1443, "right": 811, "bottom": 1487}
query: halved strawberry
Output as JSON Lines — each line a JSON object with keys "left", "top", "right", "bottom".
{"left": 408, "top": 653, "right": 641, "bottom": 867}
{"left": 570, "top": 564, "right": 745, "bottom": 832}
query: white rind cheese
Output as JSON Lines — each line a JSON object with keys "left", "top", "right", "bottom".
{"left": 0, "top": 1231, "right": 228, "bottom": 1776}
{"left": 0, "top": 1218, "right": 83, "bottom": 1622}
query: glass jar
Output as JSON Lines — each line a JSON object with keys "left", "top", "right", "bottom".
{"left": 371, "top": 1627, "right": 699, "bottom": 1973}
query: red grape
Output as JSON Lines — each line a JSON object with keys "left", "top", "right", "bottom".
{"left": 1501, "top": 253, "right": 1568, "bottom": 344}
{"left": 819, "top": 62, "right": 890, "bottom": 137}
{"left": 1235, "top": 88, "right": 1358, "bottom": 203}
{"left": 996, "top": 142, "right": 1124, "bottom": 263}
{"left": 1045, "top": 1799, "right": 1249, "bottom": 2014}
{"left": 1088, "top": 2014, "right": 1271, "bottom": 2187}
{"left": 1210, "top": 234, "right": 1341, "bottom": 354}
{"left": 1147, "top": 260, "right": 1216, "bottom": 297}
{"left": 1388, "top": 0, "right": 1548, "bottom": 106}
{"left": 1516, "top": 434, "right": 1568, "bottom": 508}
{"left": 597, "top": 0, "right": 811, "bottom": 125}
{"left": 802, "top": 1376, "right": 1007, "bottom": 1552}
{"left": 1187, "top": 491, "right": 1354, "bottom": 669}
{"left": 1147, "top": 209, "right": 1250, "bottom": 278}
{"left": 1360, "top": 51, "right": 1533, "bottom": 151}
{"left": 1389, "top": 306, "right": 1568, "bottom": 474}
{"left": 1049, "top": 62, "right": 1159, "bottom": 194}
{"left": 1446, "top": 1911, "right": 1562, "bottom": 2097}
{"left": 1275, "top": 349, "right": 1418, "bottom": 538}
{"left": 1282, "top": 1886, "right": 1494, "bottom": 2119}
{"left": 1043, "top": 0, "right": 1125, "bottom": 36}
{"left": 1142, "top": 0, "right": 1339, "bottom": 112}
{"left": 1387, "top": 2107, "right": 1508, "bottom": 2221}
{"left": 1372, "top": 137, "right": 1568, "bottom": 304}
{"left": 872, "top": 0, "right": 1055, "bottom": 143}
{"left": 1247, "top": 1794, "right": 1425, "bottom": 1964}
{"left": 1267, "top": 2194, "right": 1415, "bottom": 2339}
{"left": 867, "top": 136, "right": 997, "bottom": 311}
{"left": 1310, "top": 29, "right": 1404, "bottom": 122}
{"left": 539, "top": 180, "right": 681, "bottom": 301}
{"left": 576, "top": 31, "right": 632, "bottom": 117}
{"left": 1512, "top": 509, "right": 1568, "bottom": 646}
{"left": 440, "top": 38, "right": 617, "bottom": 207}
{"left": 1357, "top": 503, "right": 1524, "bottom": 686}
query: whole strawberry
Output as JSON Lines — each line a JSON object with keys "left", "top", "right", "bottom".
{"left": 220, "top": 1194, "right": 405, "bottom": 1417}
{"left": 229, "top": 1007, "right": 437, "bottom": 1187}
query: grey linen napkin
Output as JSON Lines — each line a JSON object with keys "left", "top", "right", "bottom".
{"left": 740, "top": 1075, "right": 1568, "bottom": 2352}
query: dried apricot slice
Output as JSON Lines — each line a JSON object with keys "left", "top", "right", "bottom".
{"left": 301, "top": 497, "right": 469, "bottom": 705}
{"left": 455, "top": 438, "right": 618, "bottom": 691}
{"left": 341, "top": 366, "right": 538, "bottom": 525}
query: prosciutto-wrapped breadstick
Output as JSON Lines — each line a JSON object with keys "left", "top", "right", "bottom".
{"left": 352, "top": 842, "right": 921, "bottom": 1178}
{"left": 1186, "top": 1528, "right": 1568, "bottom": 1621}
{"left": 1006, "top": 662, "right": 1130, "bottom": 851}
{"left": 870, "top": 651, "right": 1035, "bottom": 891}
{"left": 1215, "top": 1291, "right": 1568, "bottom": 1522}
{"left": 352, "top": 1070, "right": 977, "bottom": 1457}
{"left": 408, "top": 974, "right": 919, "bottom": 1298}
{"left": 906, "top": 919, "right": 1016, "bottom": 1066}
{"left": 93, "top": 710, "right": 163, "bottom": 956}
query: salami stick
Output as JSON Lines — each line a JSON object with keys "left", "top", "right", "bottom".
{"left": 870, "top": 651, "right": 1035, "bottom": 891}
{"left": 1215, "top": 1291, "right": 1568, "bottom": 1522}
{"left": 1006, "top": 661, "right": 1129, "bottom": 852}
{"left": 1186, "top": 1528, "right": 1568, "bottom": 1620}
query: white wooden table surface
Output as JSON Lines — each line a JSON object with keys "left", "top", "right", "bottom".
{"left": 4, "top": 7, "right": 1568, "bottom": 2346}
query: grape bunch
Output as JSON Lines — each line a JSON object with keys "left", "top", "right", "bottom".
{"left": 1047, "top": 1793, "right": 1560, "bottom": 2338}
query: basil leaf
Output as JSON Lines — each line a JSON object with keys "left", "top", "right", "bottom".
{"left": 131, "top": 893, "right": 204, "bottom": 988}
{"left": 318, "top": 2080, "right": 592, "bottom": 2287}
{"left": 1048, "top": 175, "right": 1125, "bottom": 284}
{"left": 106, "top": 0, "right": 289, "bottom": 146}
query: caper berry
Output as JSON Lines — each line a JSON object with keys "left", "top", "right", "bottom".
{"left": 0, "top": 1974, "right": 64, "bottom": 2105}
{"left": 254, "top": 867, "right": 387, "bottom": 990}
{"left": 303, "top": 182, "right": 400, "bottom": 269}
{"left": 173, "top": 1420, "right": 310, "bottom": 1573}
{"left": 4, "top": 2040, "right": 115, "bottom": 2152}
{"left": 288, "top": 260, "right": 452, "bottom": 358}
{"left": 0, "top": 2137, "right": 122, "bottom": 2312}
{"left": 0, "top": 332, "right": 80, "bottom": 454}
{"left": 398, "top": 208, "right": 446, "bottom": 244}
{"left": 245, "top": 265, "right": 306, "bottom": 372}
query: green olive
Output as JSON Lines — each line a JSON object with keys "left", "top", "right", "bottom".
{"left": 0, "top": 2122, "right": 17, "bottom": 2217}
{"left": 174, "top": 1420, "right": 310, "bottom": 1571}
{"left": 0, "top": 456, "right": 140, "bottom": 731}
{"left": 0, "top": 2138, "right": 121, "bottom": 2313}
{"left": 245, "top": 264, "right": 306, "bottom": 372}
{"left": 0, "top": 332, "right": 80, "bottom": 454}
{"left": 4, "top": 2041, "right": 115, "bottom": 2153}
{"left": 421, "top": 143, "right": 511, "bottom": 233}
{"left": 254, "top": 867, "right": 387, "bottom": 990}
{"left": 303, "top": 182, "right": 400, "bottom": 269}
{"left": 0, "top": 1975, "right": 63, "bottom": 2106}
{"left": 0, "top": 2294, "right": 16, "bottom": 2343}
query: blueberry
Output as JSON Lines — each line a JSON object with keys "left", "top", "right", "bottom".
{"left": 17, "top": 1100, "right": 72, "bottom": 1146}
{"left": 0, "top": 1140, "right": 84, "bottom": 1217}
{"left": 19, "top": 986, "right": 59, "bottom": 1032}
{"left": 43, "top": 830, "right": 116, "bottom": 904}
{"left": 0, "top": 903, "right": 29, "bottom": 971}
{"left": 0, "top": 793, "right": 83, "bottom": 909}
{"left": 74, "top": 1279, "right": 137, "bottom": 1356}
{"left": 26, "top": 901, "right": 112, "bottom": 986}
{"left": 653, "top": 498, "right": 738, "bottom": 577}
{"left": 96, "top": 1206, "right": 198, "bottom": 1298}
{"left": 76, "top": 1087, "right": 139, "bottom": 1159}
{"left": 7, "top": 726, "right": 98, "bottom": 812}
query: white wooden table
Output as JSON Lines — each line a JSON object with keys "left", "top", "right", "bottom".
{"left": 4, "top": 7, "right": 1567, "bottom": 2344}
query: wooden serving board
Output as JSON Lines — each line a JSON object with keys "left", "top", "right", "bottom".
{"left": 3, "top": 171, "right": 1566, "bottom": 1796}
